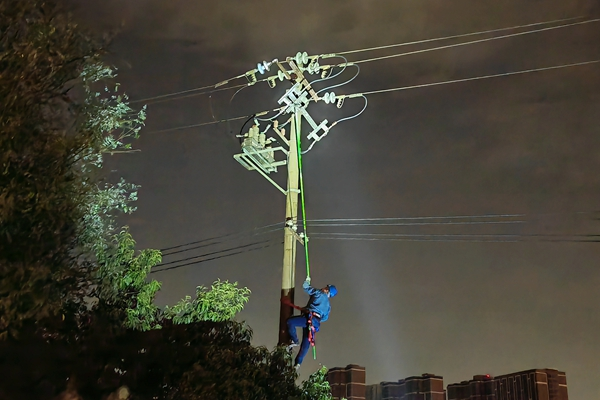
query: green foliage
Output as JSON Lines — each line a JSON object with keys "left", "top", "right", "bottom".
{"left": 165, "top": 280, "right": 251, "bottom": 324}
{"left": 94, "top": 229, "right": 162, "bottom": 331}
{"left": 298, "top": 366, "right": 335, "bottom": 400}
{"left": 0, "top": 0, "right": 149, "bottom": 337}
{"left": 0, "top": 0, "right": 103, "bottom": 337}
{"left": 0, "top": 319, "right": 301, "bottom": 400}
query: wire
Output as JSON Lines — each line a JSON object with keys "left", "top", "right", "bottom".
{"left": 310, "top": 232, "right": 600, "bottom": 239}
{"left": 342, "top": 59, "right": 600, "bottom": 99}
{"left": 162, "top": 227, "right": 282, "bottom": 257}
{"left": 310, "top": 55, "right": 349, "bottom": 89}
{"left": 332, "top": 95, "right": 368, "bottom": 125}
{"left": 157, "top": 240, "right": 271, "bottom": 268}
{"left": 144, "top": 108, "right": 281, "bottom": 134}
{"left": 160, "top": 221, "right": 282, "bottom": 253}
{"left": 315, "top": 64, "right": 360, "bottom": 95}
{"left": 129, "top": 17, "right": 588, "bottom": 106}
{"left": 349, "top": 18, "right": 600, "bottom": 65}
{"left": 308, "top": 220, "right": 525, "bottom": 228}
{"left": 151, "top": 242, "right": 278, "bottom": 274}
{"left": 148, "top": 55, "right": 599, "bottom": 136}
{"left": 336, "top": 16, "right": 585, "bottom": 56}
{"left": 303, "top": 213, "right": 526, "bottom": 222}
{"left": 301, "top": 95, "right": 367, "bottom": 154}
{"left": 311, "top": 235, "right": 600, "bottom": 244}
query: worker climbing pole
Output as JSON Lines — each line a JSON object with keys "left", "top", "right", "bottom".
{"left": 232, "top": 52, "right": 361, "bottom": 358}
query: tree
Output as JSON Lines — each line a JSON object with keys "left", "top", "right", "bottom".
{"left": 0, "top": 0, "right": 151, "bottom": 338}
{"left": 297, "top": 366, "right": 336, "bottom": 400}
{"left": 0, "top": 2, "right": 311, "bottom": 399}
{"left": 164, "top": 279, "right": 251, "bottom": 324}
{"left": 0, "top": 0, "right": 103, "bottom": 337}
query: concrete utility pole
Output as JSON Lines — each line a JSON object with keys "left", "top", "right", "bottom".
{"left": 279, "top": 115, "right": 300, "bottom": 345}
{"left": 233, "top": 52, "right": 357, "bottom": 346}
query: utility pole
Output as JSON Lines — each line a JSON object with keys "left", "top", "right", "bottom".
{"left": 279, "top": 114, "right": 300, "bottom": 345}
{"left": 233, "top": 52, "right": 360, "bottom": 347}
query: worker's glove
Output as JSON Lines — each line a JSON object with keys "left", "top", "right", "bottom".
{"left": 305, "top": 276, "right": 311, "bottom": 285}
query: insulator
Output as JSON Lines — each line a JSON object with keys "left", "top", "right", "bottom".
{"left": 324, "top": 92, "right": 336, "bottom": 104}
{"left": 262, "top": 60, "right": 271, "bottom": 72}
{"left": 278, "top": 70, "right": 286, "bottom": 81}
{"left": 336, "top": 97, "right": 345, "bottom": 108}
{"left": 307, "top": 61, "right": 320, "bottom": 75}
{"left": 257, "top": 62, "right": 265, "bottom": 74}
{"left": 302, "top": 52, "right": 309, "bottom": 65}
{"left": 295, "top": 51, "right": 304, "bottom": 66}
{"left": 321, "top": 69, "right": 328, "bottom": 79}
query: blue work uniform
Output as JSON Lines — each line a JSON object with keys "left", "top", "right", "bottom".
{"left": 286, "top": 281, "right": 331, "bottom": 365}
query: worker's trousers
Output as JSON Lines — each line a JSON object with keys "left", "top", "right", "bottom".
{"left": 287, "top": 314, "right": 321, "bottom": 365}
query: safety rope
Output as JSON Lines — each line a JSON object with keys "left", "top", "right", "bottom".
{"left": 296, "top": 116, "right": 311, "bottom": 279}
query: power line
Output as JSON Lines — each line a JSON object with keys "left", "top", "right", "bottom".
{"left": 143, "top": 109, "right": 277, "bottom": 134}
{"left": 160, "top": 222, "right": 282, "bottom": 253}
{"left": 303, "top": 213, "right": 526, "bottom": 222}
{"left": 134, "top": 83, "right": 247, "bottom": 105}
{"left": 347, "top": 18, "right": 600, "bottom": 65}
{"left": 137, "top": 19, "right": 600, "bottom": 134}
{"left": 130, "top": 72, "right": 261, "bottom": 105}
{"left": 160, "top": 213, "right": 527, "bottom": 253}
{"left": 151, "top": 242, "right": 278, "bottom": 274}
{"left": 311, "top": 234, "right": 600, "bottom": 244}
{"left": 155, "top": 211, "right": 597, "bottom": 259}
{"left": 162, "top": 227, "right": 282, "bottom": 257}
{"left": 307, "top": 220, "right": 525, "bottom": 228}
{"left": 157, "top": 240, "right": 271, "bottom": 268}
{"left": 310, "top": 232, "right": 600, "bottom": 239}
{"left": 142, "top": 57, "right": 600, "bottom": 135}
{"left": 335, "top": 16, "right": 584, "bottom": 56}
{"left": 129, "top": 16, "right": 584, "bottom": 105}
{"left": 342, "top": 59, "right": 600, "bottom": 99}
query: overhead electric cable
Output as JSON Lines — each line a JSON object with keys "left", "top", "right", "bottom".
{"left": 157, "top": 240, "right": 272, "bottom": 268}
{"left": 336, "top": 16, "right": 584, "bottom": 56}
{"left": 303, "top": 213, "right": 526, "bottom": 222}
{"left": 307, "top": 220, "right": 525, "bottom": 227}
{"left": 160, "top": 221, "right": 282, "bottom": 252}
{"left": 130, "top": 16, "right": 587, "bottom": 106}
{"left": 151, "top": 243, "right": 278, "bottom": 274}
{"left": 145, "top": 108, "right": 281, "bottom": 134}
{"left": 348, "top": 18, "right": 600, "bottom": 65}
{"left": 339, "top": 59, "right": 600, "bottom": 99}
{"left": 162, "top": 227, "right": 282, "bottom": 257}
{"left": 311, "top": 235, "right": 600, "bottom": 244}
{"left": 148, "top": 57, "right": 599, "bottom": 135}
{"left": 310, "top": 232, "right": 600, "bottom": 239}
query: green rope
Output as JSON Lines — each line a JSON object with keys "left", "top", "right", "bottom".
{"left": 296, "top": 121, "right": 310, "bottom": 279}
{"left": 295, "top": 117, "right": 316, "bottom": 359}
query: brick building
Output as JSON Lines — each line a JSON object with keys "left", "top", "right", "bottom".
{"left": 366, "top": 373, "right": 445, "bottom": 400}
{"left": 447, "top": 369, "right": 568, "bottom": 400}
{"left": 327, "top": 364, "right": 367, "bottom": 400}
{"left": 447, "top": 374, "right": 495, "bottom": 400}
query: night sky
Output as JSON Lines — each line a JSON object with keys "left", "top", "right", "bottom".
{"left": 72, "top": 1, "right": 600, "bottom": 398}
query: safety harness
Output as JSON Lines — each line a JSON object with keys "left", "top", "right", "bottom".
{"left": 280, "top": 297, "right": 318, "bottom": 349}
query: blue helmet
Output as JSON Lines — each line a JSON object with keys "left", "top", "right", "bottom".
{"left": 327, "top": 284, "right": 338, "bottom": 297}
